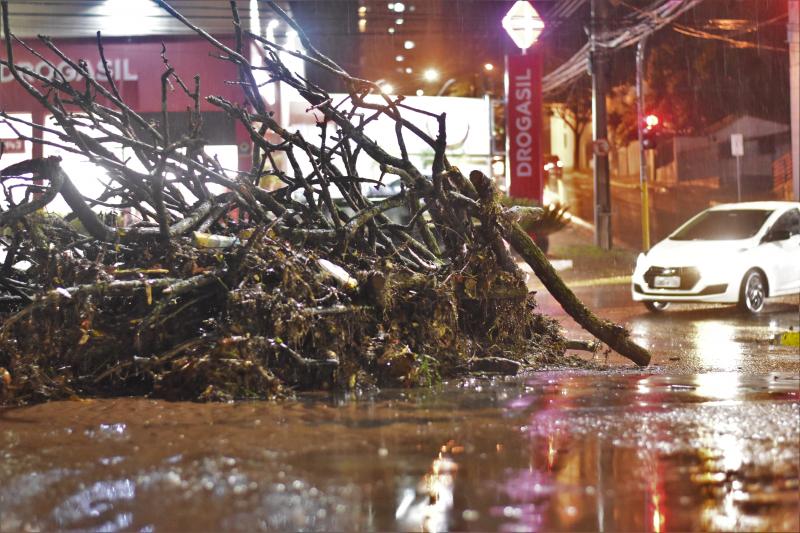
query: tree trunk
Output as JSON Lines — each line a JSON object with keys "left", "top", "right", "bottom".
{"left": 572, "top": 124, "right": 584, "bottom": 170}
{"left": 501, "top": 219, "right": 652, "bottom": 366}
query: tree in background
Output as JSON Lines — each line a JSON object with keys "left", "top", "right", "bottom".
{"left": 550, "top": 78, "right": 592, "bottom": 170}
{"left": 644, "top": 22, "right": 789, "bottom": 133}
{"left": 607, "top": 84, "right": 638, "bottom": 147}
{"left": 602, "top": 19, "right": 789, "bottom": 146}
{"left": 645, "top": 36, "right": 725, "bottom": 134}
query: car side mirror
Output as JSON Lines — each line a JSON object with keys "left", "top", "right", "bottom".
{"left": 764, "top": 229, "right": 791, "bottom": 243}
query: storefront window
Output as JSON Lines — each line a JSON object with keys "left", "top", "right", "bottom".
{"left": 0, "top": 113, "right": 33, "bottom": 209}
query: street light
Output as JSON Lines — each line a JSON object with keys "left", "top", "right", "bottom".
{"left": 435, "top": 78, "right": 456, "bottom": 96}
{"left": 502, "top": 0, "right": 545, "bottom": 52}
{"left": 423, "top": 68, "right": 440, "bottom": 82}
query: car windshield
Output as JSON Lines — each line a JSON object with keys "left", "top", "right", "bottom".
{"left": 670, "top": 209, "right": 773, "bottom": 241}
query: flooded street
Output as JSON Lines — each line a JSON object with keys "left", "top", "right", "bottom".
{"left": 1, "top": 371, "right": 798, "bottom": 532}
{"left": 536, "top": 279, "right": 800, "bottom": 374}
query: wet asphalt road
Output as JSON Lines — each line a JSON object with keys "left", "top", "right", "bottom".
{"left": 1, "top": 372, "right": 798, "bottom": 532}
{"left": 533, "top": 276, "right": 800, "bottom": 373}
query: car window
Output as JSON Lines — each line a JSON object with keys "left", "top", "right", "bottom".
{"left": 769, "top": 209, "right": 800, "bottom": 237}
{"left": 670, "top": 209, "right": 774, "bottom": 241}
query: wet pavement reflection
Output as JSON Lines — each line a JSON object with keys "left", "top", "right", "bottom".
{"left": 1, "top": 372, "right": 798, "bottom": 531}
{"left": 536, "top": 282, "right": 800, "bottom": 374}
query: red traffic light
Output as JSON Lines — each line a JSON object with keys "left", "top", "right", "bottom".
{"left": 642, "top": 114, "right": 660, "bottom": 150}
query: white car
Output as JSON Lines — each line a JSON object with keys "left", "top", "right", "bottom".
{"left": 632, "top": 201, "right": 800, "bottom": 313}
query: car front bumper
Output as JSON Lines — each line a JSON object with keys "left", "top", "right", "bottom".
{"left": 631, "top": 262, "right": 742, "bottom": 304}
{"left": 631, "top": 281, "right": 738, "bottom": 303}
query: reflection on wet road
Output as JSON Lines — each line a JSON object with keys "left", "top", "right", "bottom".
{"left": 1, "top": 372, "right": 798, "bottom": 531}
{"left": 535, "top": 281, "right": 800, "bottom": 373}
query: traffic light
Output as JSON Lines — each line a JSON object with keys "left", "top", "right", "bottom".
{"left": 642, "top": 114, "right": 659, "bottom": 150}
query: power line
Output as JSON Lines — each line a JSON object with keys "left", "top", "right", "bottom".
{"left": 672, "top": 22, "right": 787, "bottom": 52}
{"left": 542, "top": 0, "right": 705, "bottom": 95}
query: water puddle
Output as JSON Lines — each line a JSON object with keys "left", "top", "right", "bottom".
{"left": 1, "top": 371, "right": 798, "bottom": 531}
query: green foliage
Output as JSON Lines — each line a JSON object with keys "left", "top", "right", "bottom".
{"left": 414, "top": 355, "right": 441, "bottom": 387}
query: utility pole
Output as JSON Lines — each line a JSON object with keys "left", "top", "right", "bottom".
{"left": 591, "top": 0, "right": 612, "bottom": 249}
{"left": 636, "top": 38, "right": 650, "bottom": 251}
{"left": 789, "top": 0, "right": 799, "bottom": 200}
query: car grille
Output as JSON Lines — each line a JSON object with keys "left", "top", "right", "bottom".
{"left": 643, "top": 266, "right": 701, "bottom": 290}
{"left": 634, "top": 283, "right": 727, "bottom": 296}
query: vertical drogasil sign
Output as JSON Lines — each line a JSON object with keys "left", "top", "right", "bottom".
{"left": 506, "top": 51, "right": 543, "bottom": 201}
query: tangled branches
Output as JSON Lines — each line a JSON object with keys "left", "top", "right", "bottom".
{"left": 0, "top": 1, "right": 649, "bottom": 404}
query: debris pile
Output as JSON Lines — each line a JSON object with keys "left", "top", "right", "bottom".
{"left": 0, "top": 214, "right": 563, "bottom": 403}
{"left": 0, "top": 0, "right": 649, "bottom": 404}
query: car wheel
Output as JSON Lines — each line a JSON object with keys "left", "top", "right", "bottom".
{"left": 738, "top": 270, "right": 766, "bottom": 314}
{"left": 644, "top": 301, "right": 670, "bottom": 312}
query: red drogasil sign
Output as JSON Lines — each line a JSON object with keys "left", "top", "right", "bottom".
{"left": 0, "top": 36, "right": 242, "bottom": 114}
{"left": 506, "top": 51, "right": 543, "bottom": 202}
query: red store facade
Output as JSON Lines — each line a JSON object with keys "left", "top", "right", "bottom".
{"left": 1, "top": 35, "right": 260, "bottom": 200}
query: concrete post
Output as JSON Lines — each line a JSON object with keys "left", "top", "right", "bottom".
{"left": 591, "top": 0, "right": 612, "bottom": 249}
{"left": 789, "top": 0, "right": 799, "bottom": 200}
{"left": 636, "top": 38, "right": 650, "bottom": 251}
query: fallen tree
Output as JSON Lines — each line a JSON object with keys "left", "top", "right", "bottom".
{"left": 0, "top": 0, "right": 649, "bottom": 404}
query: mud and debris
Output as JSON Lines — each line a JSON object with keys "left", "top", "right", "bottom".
{"left": 0, "top": 212, "right": 567, "bottom": 404}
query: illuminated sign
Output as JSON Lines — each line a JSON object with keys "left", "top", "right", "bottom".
{"left": 0, "top": 38, "right": 240, "bottom": 113}
{"left": 0, "top": 58, "right": 138, "bottom": 84}
{"left": 506, "top": 52, "right": 543, "bottom": 201}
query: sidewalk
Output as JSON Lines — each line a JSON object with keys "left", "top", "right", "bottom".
{"left": 515, "top": 219, "right": 639, "bottom": 286}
